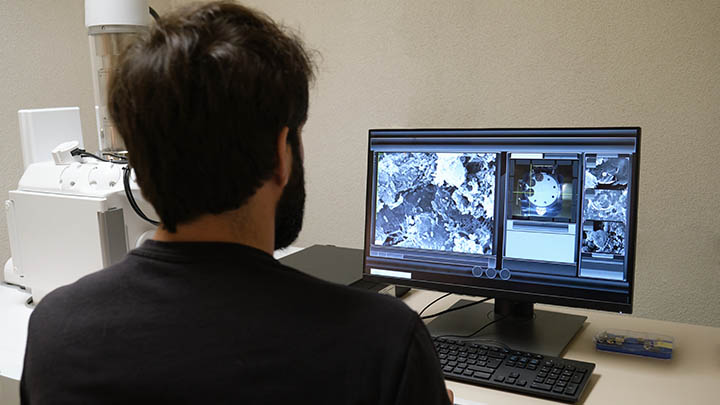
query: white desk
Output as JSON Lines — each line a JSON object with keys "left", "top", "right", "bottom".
{"left": 2, "top": 253, "right": 719, "bottom": 404}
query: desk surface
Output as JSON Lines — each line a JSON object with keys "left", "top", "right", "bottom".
{"left": 1, "top": 246, "right": 719, "bottom": 404}
{"left": 404, "top": 289, "right": 720, "bottom": 404}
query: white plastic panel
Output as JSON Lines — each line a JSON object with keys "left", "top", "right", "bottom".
{"left": 8, "top": 190, "right": 107, "bottom": 302}
{"left": 18, "top": 107, "right": 83, "bottom": 169}
{"left": 505, "top": 225, "right": 577, "bottom": 264}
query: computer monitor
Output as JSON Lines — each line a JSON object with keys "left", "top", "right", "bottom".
{"left": 362, "top": 128, "right": 640, "bottom": 356}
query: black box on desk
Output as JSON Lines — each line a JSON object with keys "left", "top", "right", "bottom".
{"left": 279, "top": 245, "right": 409, "bottom": 298}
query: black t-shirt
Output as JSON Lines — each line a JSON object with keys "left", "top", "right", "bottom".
{"left": 21, "top": 241, "right": 451, "bottom": 404}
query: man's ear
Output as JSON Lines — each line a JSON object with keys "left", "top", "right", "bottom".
{"left": 273, "top": 126, "right": 292, "bottom": 188}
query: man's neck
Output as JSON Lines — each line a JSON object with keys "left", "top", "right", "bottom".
{"left": 152, "top": 198, "right": 276, "bottom": 255}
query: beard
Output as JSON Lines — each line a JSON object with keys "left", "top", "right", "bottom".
{"left": 274, "top": 144, "right": 306, "bottom": 250}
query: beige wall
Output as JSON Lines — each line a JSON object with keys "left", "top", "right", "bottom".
{"left": 238, "top": 0, "right": 720, "bottom": 327}
{"left": 2, "top": 1, "right": 719, "bottom": 327}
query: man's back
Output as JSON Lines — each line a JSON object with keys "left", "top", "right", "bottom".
{"left": 21, "top": 241, "right": 450, "bottom": 404}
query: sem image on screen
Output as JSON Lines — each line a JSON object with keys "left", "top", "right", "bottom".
{"left": 582, "top": 221, "right": 625, "bottom": 255}
{"left": 374, "top": 152, "right": 496, "bottom": 255}
{"left": 582, "top": 156, "right": 629, "bottom": 255}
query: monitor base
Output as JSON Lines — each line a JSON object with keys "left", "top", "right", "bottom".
{"left": 426, "top": 299, "right": 587, "bottom": 357}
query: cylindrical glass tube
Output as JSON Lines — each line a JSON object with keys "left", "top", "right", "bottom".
{"left": 88, "top": 25, "right": 144, "bottom": 156}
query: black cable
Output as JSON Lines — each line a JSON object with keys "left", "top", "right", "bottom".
{"left": 149, "top": 7, "right": 160, "bottom": 22}
{"left": 71, "top": 148, "right": 127, "bottom": 164}
{"left": 434, "top": 315, "right": 508, "bottom": 342}
{"left": 418, "top": 293, "right": 451, "bottom": 317}
{"left": 122, "top": 166, "right": 160, "bottom": 226}
{"left": 420, "top": 297, "right": 492, "bottom": 320}
{"left": 103, "top": 152, "right": 129, "bottom": 161}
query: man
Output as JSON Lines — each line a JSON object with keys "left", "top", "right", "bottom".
{"left": 21, "top": 2, "right": 452, "bottom": 404}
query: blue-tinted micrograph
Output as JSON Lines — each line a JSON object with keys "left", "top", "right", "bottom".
{"left": 511, "top": 161, "right": 576, "bottom": 220}
{"left": 584, "top": 189, "right": 627, "bottom": 222}
{"left": 374, "top": 152, "right": 496, "bottom": 255}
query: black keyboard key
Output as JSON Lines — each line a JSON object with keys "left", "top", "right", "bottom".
{"left": 538, "top": 372, "right": 548, "bottom": 378}
{"left": 468, "top": 365, "right": 494, "bottom": 374}
{"left": 566, "top": 365, "right": 576, "bottom": 371}
{"left": 553, "top": 386, "right": 564, "bottom": 393}
{"left": 506, "top": 378, "right": 517, "bottom": 385}
{"left": 505, "top": 361, "right": 516, "bottom": 367}
{"left": 531, "top": 382, "right": 552, "bottom": 391}
{"left": 463, "top": 369, "right": 474, "bottom": 376}
{"left": 571, "top": 373, "right": 584, "bottom": 384}
{"left": 565, "top": 383, "right": 579, "bottom": 395}
{"left": 516, "top": 379, "right": 527, "bottom": 387}
{"left": 560, "top": 375, "right": 570, "bottom": 382}
{"left": 494, "top": 375, "right": 505, "bottom": 382}
{"left": 473, "top": 372, "right": 492, "bottom": 380}
{"left": 488, "top": 352, "right": 506, "bottom": 360}
{"left": 546, "top": 379, "right": 557, "bottom": 385}
{"left": 448, "top": 361, "right": 457, "bottom": 367}
{"left": 443, "top": 366, "right": 453, "bottom": 373}
{"left": 509, "top": 372, "right": 520, "bottom": 378}
{"left": 534, "top": 376, "right": 545, "bottom": 383}
{"left": 527, "top": 365, "right": 537, "bottom": 371}
{"left": 487, "top": 359, "right": 502, "bottom": 368}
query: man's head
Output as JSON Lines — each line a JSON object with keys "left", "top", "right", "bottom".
{"left": 108, "top": 1, "right": 314, "bottom": 248}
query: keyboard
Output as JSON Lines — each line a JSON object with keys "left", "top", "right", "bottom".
{"left": 433, "top": 337, "right": 595, "bottom": 403}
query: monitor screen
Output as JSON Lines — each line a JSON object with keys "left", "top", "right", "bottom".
{"left": 363, "top": 128, "right": 640, "bottom": 313}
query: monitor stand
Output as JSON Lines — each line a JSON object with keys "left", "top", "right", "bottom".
{"left": 426, "top": 298, "right": 587, "bottom": 357}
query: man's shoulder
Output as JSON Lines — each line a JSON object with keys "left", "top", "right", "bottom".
{"left": 278, "top": 261, "right": 420, "bottom": 329}
{"left": 30, "top": 258, "right": 133, "bottom": 320}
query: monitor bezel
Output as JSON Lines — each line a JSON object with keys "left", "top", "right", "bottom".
{"left": 362, "top": 127, "right": 641, "bottom": 314}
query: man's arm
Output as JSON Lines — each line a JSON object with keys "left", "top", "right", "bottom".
{"left": 393, "top": 317, "right": 453, "bottom": 405}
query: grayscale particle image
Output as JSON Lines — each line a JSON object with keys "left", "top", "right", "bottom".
{"left": 584, "top": 189, "right": 627, "bottom": 222}
{"left": 582, "top": 221, "right": 626, "bottom": 255}
{"left": 374, "top": 152, "right": 496, "bottom": 255}
{"left": 584, "top": 157, "right": 629, "bottom": 189}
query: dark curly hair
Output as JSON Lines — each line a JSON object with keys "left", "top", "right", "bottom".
{"left": 108, "top": 1, "right": 314, "bottom": 232}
